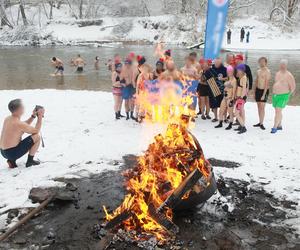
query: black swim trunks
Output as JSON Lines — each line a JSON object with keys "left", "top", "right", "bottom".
{"left": 77, "top": 66, "right": 83, "bottom": 72}
{"left": 209, "top": 94, "right": 223, "bottom": 109}
{"left": 255, "top": 88, "right": 269, "bottom": 103}
{"left": 197, "top": 84, "right": 210, "bottom": 97}
{"left": 1, "top": 136, "right": 34, "bottom": 161}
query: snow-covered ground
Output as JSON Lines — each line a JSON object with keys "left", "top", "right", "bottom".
{"left": 0, "top": 90, "right": 299, "bottom": 231}
{"left": 0, "top": 4, "right": 299, "bottom": 50}
{"left": 223, "top": 16, "right": 300, "bottom": 51}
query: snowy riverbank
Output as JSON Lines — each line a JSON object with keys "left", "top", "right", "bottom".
{"left": 0, "top": 90, "right": 299, "bottom": 231}
{"left": 0, "top": 3, "right": 299, "bottom": 50}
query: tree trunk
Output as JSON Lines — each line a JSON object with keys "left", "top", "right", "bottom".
{"left": 181, "top": 0, "right": 187, "bottom": 13}
{"left": 79, "top": 0, "right": 83, "bottom": 19}
{"left": 287, "top": 0, "right": 299, "bottom": 18}
{"left": 19, "top": 0, "right": 28, "bottom": 25}
{"left": 49, "top": 0, "right": 53, "bottom": 19}
{"left": 0, "top": 0, "right": 13, "bottom": 28}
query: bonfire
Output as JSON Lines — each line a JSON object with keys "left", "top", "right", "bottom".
{"left": 103, "top": 79, "right": 216, "bottom": 241}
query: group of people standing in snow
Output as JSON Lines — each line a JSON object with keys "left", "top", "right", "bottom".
{"left": 109, "top": 48, "right": 296, "bottom": 135}
{"left": 0, "top": 47, "right": 296, "bottom": 170}
{"left": 227, "top": 27, "right": 250, "bottom": 44}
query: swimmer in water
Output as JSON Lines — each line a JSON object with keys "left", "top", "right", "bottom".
{"left": 94, "top": 56, "right": 100, "bottom": 70}
{"left": 73, "top": 54, "right": 86, "bottom": 73}
{"left": 51, "top": 57, "right": 64, "bottom": 76}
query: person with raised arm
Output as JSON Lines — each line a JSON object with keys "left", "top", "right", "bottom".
{"left": 0, "top": 99, "right": 44, "bottom": 168}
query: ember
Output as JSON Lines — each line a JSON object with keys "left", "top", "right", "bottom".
{"left": 103, "top": 120, "right": 216, "bottom": 241}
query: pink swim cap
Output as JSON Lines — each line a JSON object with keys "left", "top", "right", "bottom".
{"left": 227, "top": 65, "right": 234, "bottom": 74}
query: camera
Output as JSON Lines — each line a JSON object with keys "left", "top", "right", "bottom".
{"left": 35, "top": 105, "right": 44, "bottom": 112}
{"left": 35, "top": 105, "right": 44, "bottom": 117}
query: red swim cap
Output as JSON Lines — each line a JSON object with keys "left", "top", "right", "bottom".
{"left": 235, "top": 54, "right": 244, "bottom": 61}
{"left": 199, "top": 58, "right": 205, "bottom": 65}
{"left": 128, "top": 52, "right": 135, "bottom": 58}
{"left": 137, "top": 55, "right": 143, "bottom": 61}
{"left": 206, "top": 59, "right": 213, "bottom": 66}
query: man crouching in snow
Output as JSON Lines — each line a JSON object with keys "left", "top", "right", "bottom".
{"left": 0, "top": 99, "right": 44, "bottom": 168}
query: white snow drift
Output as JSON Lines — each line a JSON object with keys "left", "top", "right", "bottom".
{"left": 0, "top": 90, "right": 299, "bottom": 231}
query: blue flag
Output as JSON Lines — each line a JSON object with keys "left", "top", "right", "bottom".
{"left": 204, "top": 0, "right": 229, "bottom": 60}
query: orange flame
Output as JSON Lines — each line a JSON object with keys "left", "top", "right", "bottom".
{"left": 104, "top": 78, "right": 210, "bottom": 240}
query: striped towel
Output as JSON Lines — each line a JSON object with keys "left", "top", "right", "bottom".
{"left": 207, "top": 77, "right": 222, "bottom": 97}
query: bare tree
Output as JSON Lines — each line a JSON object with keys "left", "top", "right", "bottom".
{"left": 78, "top": 0, "right": 83, "bottom": 19}
{"left": 0, "top": 0, "right": 13, "bottom": 28}
{"left": 287, "top": 0, "right": 299, "bottom": 18}
{"left": 229, "top": 0, "right": 258, "bottom": 13}
{"left": 270, "top": 0, "right": 299, "bottom": 26}
{"left": 19, "top": 0, "right": 28, "bottom": 25}
{"left": 181, "top": 0, "right": 187, "bottom": 13}
{"left": 66, "top": 0, "right": 85, "bottom": 19}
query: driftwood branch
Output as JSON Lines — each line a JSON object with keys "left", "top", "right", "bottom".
{"left": 0, "top": 195, "right": 54, "bottom": 242}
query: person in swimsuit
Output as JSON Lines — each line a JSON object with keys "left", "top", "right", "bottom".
{"left": 198, "top": 60, "right": 212, "bottom": 120}
{"left": 136, "top": 64, "right": 153, "bottom": 122}
{"left": 160, "top": 61, "right": 181, "bottom": 81}
{"left": 94, "top": 56, "right": 100, "bottom": 70}
{"left": 107, "top": 54, "right": 121, "bottom": 72}
{"left": 112, "top": 63, "right": 124, "bottom": 120}
{"left": 73, "top": 54, "right": 86, "bottom": 73}
{"left": 0, "top": 99, "right": 44, "bottom": 168}
{"left": 271, "top": 59, "right": 296, "bottom": 133}
{"left": 225, "top": 53, "right": 236, "bottom": 67}
{"left": 215, "top": 65, "right": 237, "bottom": 130}
{"left": 51, "top": 57, "right": 64, "bottom": 76}
{"left": 120, "top": 59, "right": 137, "bottom": 121}
{"left": 164, "top": 49, "right": 173, "bottom": 64}
{"left": 253, "top": 57, "right": 271, "bottom": 130}
{"left": 234, "top": 64, "right": 248, "bottom": 134}
{"left": 196, "top": 58, "right": 205, "bottom": 115}
{"left": 153, "top": 58, "right": 165, "bottom": 80}
{"left": 181, "top": 56, "right": 198, "bottom": 79}
{"left": 189, "top": 52, "right": 199, "bottom": 69}
{"left": 235, "top": 54, "right": 253, "bottom": 90}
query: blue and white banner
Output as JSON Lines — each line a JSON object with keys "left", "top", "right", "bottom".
{"left": 204, "top": 0, "right": 229, "bottom": 60}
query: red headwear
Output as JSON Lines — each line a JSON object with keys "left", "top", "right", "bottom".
{"left": 199, "top": 58, "right": 205, "bottom": 65}
{"left": 137, "top": 55, "right": 143, "bottom": 62}
{"left": 206, "top": 59, "right": 213, "bottom": 66}
{"left": 164, "top": 49, "right": 171, "bottom": 57}
{"left": 137, "top": 55, "right": 146, "bottom": 66}
{"left": 128, "top": 52, "right": 135, "bottom": 58}
{"left": 235, "top": 54, "right": 244, "bottom": 62}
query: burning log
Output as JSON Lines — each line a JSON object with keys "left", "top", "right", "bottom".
{"left": 104, "top": 210, "right": 132, "bottom": 230}
{"left": 157, "top": 168, "right": 203, "bottom": 213}
{"left": 148, "top": 204, "right": 179, "bottom": 234}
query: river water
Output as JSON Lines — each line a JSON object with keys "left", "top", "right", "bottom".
{"left": 0, "top": 46, "right": 299, "bottom": 105}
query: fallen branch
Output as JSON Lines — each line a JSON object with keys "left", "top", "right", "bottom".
{"left": 0, "top": 195, "right": 54, "bottom": 242}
